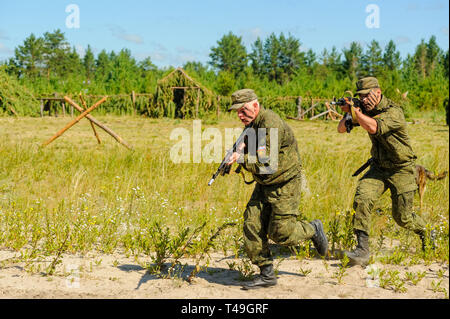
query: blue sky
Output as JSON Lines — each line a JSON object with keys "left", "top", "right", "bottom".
{"left": 0, "top": 0, "right": 448, "bottom": 68}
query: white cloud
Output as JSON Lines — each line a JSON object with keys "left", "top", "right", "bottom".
{"left": 395, "top": 36, "right": 411, "bottom": 45}
{"left": 239, "top": 27, "right": 263, "bottom": 45}
{"left": 0, "top": 42, "right": 13, "bottom": 54}
{"left": 441, "top": 26, "right": 449, "bottom": 36}
{"left": 406, "top": 2, "right": 446, "bottom": 11}
{"left": 74, "top": 44, "right": 85, "bottom": 57}
{"left": 0, "top": 30, "right": 10, "bottom": 40}
{"left": 109, "top": 25, "right": 143, "bottom": 44}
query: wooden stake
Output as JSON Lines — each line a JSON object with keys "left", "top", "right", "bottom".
{"left": 297, "top": 96, "right": 303, "bottom": 119}
{"left": 131, "top": 91, "right": 136, "bottom": 116}
{"left": 80, "top": 94, "right": 102, "bottom": 144}
{"left": 63, "top": 96, "right": 133, "bottom": 150}
{"left": 310, "top": 109, "right": 330, "bottom": 120}
{"left": 325, "top": 102, "right": 335, "bottom": 120}
{"left": 42, "top": 97, "right": 107, "bottom": 147}
{"left": 195, "top": 88, "right": 199, "bottom": 118}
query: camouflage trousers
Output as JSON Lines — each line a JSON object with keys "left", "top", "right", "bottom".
{"left": 243, "top": 174, "right": 315, "bottom": 267}
{"left": 353, "top": 163, "right": 426, "bottom": 235}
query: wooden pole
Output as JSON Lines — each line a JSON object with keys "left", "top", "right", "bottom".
{"left": 329, "top": 108, "right": 343, "bottom": 119}
{"left": 42, "top": 96, "right": 107, "bottom": 147}
{"left": 297, "top": 96, "right": 303, "bottom": 119}
{"left": 40, "top": 100, "right": 44, "bottom": 117}
{"left": 54, "top": 93, "right": 58, "bottom": 117}
{"left": 63, "top": 96, "right": 133, "bottom": 150}
{"left": 325, "top": 102, "right": 335, "bottom": 120}
{"left": 80, "top": 94, "right": 102, "bottom": 144}
{"left": 131, "top": 91, "right": 136, "bottom": 116}
{"left": 195, "top": 88, "right": 199, "bottom": 118}
{"left": 310, "top": 109, "right": 330, "bottom": 120}
{"left": 216, "top": 95, "right": 220, "bottom": 120}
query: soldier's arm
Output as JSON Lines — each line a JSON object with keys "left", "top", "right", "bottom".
{"left": 371, "top": 107, "right": 405, "bottom": 136}
{"left": 354, "top": 107, "right": 378, "bottom": 134}
{"left": 337, "top": 104, "right": 350, "bottom": 133}
{"left": 244, "top": 120, "right": 282, "bottom": 174}
{"left": 337, "top": 118, "right": 347, "bottom": 133}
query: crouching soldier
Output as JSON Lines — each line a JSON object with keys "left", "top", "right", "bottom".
{"left": 336, "top": 77, "right": 435, "bottom": 266}
{"left": 226, "top": 89, "right": 328, "bottom": 289}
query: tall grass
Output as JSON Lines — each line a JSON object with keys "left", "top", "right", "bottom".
{"left": 0, "top": 115, "right": 448, "bottom": 275}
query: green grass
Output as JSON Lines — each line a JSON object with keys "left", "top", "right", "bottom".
{"left": 0, "top": 114, "right": 448, "bottom": 277}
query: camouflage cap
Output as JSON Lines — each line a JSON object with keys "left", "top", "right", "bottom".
{"left": 228, "top": 89, "right": 258, "bottom": 111}
{"left": 355, "top": 77, "right": 380, "bottom": 95}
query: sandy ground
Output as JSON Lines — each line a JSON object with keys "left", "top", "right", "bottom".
{"left": 0, "top": 248, "right": 448, "bottom": 299}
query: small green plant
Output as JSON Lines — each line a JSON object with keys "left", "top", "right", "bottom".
{"left": 379, "top": 248, "right": 407, "bottom": 265}
{"left": 430, "top": 279, "right": 448, "bottom": 297}
{"left": 299, "top": 267, "right": 312, "bottom": 277}
{"left": 322, "top": 259, "right": 330, "bottom": 273}
{"left": 405, "top": 270, "right": 426, "bottom": 285}
{"left": 378, "top": 269, "right": 407, "bottom": 293}
{"left": 227, "top": 258, "right": 256, "bottom": 282}
{"left": 334, "top": 254, "right": 350, "bottom": 284}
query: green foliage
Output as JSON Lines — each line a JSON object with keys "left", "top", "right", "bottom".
{"left": 209, "top": 32, "right": 248, "bottom": 76}
{"left": 0, "top": 66, "right": 39, "bottom": 116}
{"left": 1, "top": 30, "right": 448, "bottom": 118}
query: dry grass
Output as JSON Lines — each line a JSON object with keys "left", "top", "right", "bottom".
{"left": 0, "top": 114, "right": 448, "bottom": 277}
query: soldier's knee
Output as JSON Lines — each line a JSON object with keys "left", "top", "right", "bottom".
{"left": 243, "top": 220, "right": 260, "bottom": 242}
{"left": 268, "top": 217, "right": 294, "bottom": 245}
{"left": 353, "top": 196, "right": 373, "bottom": 213}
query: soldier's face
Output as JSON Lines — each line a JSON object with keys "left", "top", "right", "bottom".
{"left": 359, "top": 89, "right": 381, "bottom": 111}
{"left": 237, "top": 101, "right": 258, "bottom": 125}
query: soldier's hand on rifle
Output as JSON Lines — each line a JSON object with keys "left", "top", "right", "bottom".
{"left": 338, "top": 100, "right": 351, "bottom": 113}
{"left": 227, "top": 152, "right": 240, "bottom": 165}
{"left": 226, "top": 142, "right": 245, "bottom": 165}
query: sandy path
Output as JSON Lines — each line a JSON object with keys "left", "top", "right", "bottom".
{"left": 0, "top": 249, "right": 448, "bottom": 299}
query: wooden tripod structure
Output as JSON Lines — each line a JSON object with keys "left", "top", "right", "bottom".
{"left": 42, "top": 96, "right": 133, "bottom": 150}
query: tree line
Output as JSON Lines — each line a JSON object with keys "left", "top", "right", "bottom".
{"left": 2, "top": 29, "right": 449, "bottom": 113}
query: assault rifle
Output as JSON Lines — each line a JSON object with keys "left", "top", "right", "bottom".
{"left": 208, "top": 126, "right": 252, "bottom": 186}
{"left": 330, "top": 92, "right": 364, "bottom": 133}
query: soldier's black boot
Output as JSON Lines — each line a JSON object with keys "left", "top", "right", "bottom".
{"left": 310, "top": 219, "right": 328, "bottom": 256}
{"left": 345, "top": 230, "right": 370, "bottom": 266}
{"left": 242, "top": 264, "right": 277, "bottom": 290}
{"left": 418, "top": 229, "right": 436, "bottom": 252}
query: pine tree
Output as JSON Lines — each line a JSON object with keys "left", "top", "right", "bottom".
{"left": 383, "top": 40, "right": 401, "bottom": 70}
{"left": 209, "top": 32, "right": 248, "bottom": 76}
{"left": 342, "top": 42, "right": 363, "bottom": 81}
{"left": 83, "top": 45, "right": 95, "bottom": 81}
{"left": 362, "top": 40, "right": 383, "bottom": 76}
{"left": 12, "top": 33, "right": 45, "bottom": 78}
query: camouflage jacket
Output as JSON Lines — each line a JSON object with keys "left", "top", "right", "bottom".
{"left": 366, "top": 95, "right": 417, "bottom": 169}
{"left": 241, "top": 106, "right": 302, "bottom": 185}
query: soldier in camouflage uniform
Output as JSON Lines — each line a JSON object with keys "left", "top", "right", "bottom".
{"left": 337, "top": 77, "right": 434, "bottom": 266}
{"left": 227, "top": 89, "right": 328, "bottom": 289}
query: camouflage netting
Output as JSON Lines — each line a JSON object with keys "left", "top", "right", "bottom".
{"left": 73, "top": 94, "right": 154, "bottom": 116}
{"left": 0, "top": 66, "right": 40, "bottom": 116}
{"left": 150, "top": 68, "right": 216, "bottom": 118}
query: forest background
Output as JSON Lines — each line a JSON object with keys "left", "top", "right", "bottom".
{"left": 1, "top": 29, "right": 449, "bottom": 118}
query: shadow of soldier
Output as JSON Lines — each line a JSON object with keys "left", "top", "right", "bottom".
{"left": 117, "top": 260, "right": 306, "bottom": 290}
